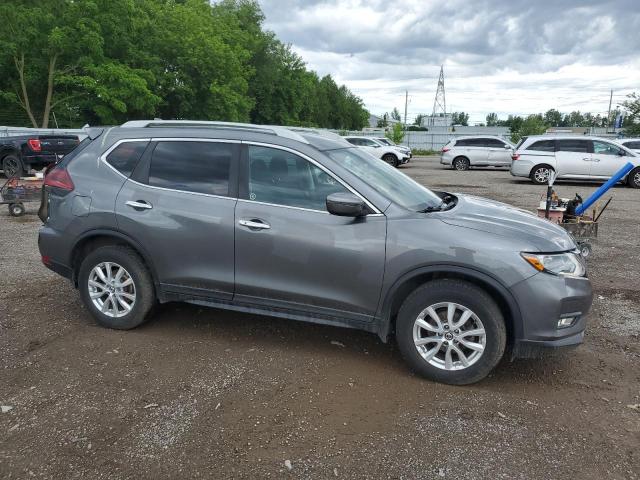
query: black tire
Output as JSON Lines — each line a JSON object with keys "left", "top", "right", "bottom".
{"left": 78, "top": 246, "right": 155, "bottom": 330}
{"left": 396, "top": 279, "right": 506, "bottom": 385}
{"left": 2, "top": 155, "right": 24, "bottom": 178}
{"left": 627, "top": 167, "right": 640, "bottom": 189}
{"left": 452, "top": 156, "right": 470, "bottom": 171}
{"left": 530, "top": 164, "right": 554, "bottom": 185}
{"left": 8, "top": 203, "right": 26, "bottom": 217}
{"left": 382, "top": 153, "right": 399, "bottom": 168}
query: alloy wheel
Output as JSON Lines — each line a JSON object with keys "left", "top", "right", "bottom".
{"left": 88, "top": 262, "right": 136, "bottom": 318}
{"left": 412, "top": 302, "right": 486, "bottom": 371}
{"left": 454, "top": 158, "right": 468, "bottom": 170}
{"left": 534, "top": 168, "right": 551, "bottom": 184}
{"left": 634, "top": 171, "right": 640, "bottom": 187}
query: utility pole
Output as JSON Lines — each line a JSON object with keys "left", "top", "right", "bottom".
{"left": 403, "top": 90, "right": 408, "bottom": 127}
{"left": 607, "top": 89, "right": 613, "bottom": 131}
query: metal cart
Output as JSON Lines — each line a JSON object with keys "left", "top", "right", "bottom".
{"left": 561, "top": 219, "right": 598, "bottom": 258}
{"left": 0, "top": 177, "right": 43, "bottom": 217}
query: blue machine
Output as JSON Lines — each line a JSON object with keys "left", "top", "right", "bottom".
{"left": 575, "top": 162, "right": 634, "bottom": 216}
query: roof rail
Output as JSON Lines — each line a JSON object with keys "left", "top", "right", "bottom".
{"left": 286, "top": 126, "right": 346, "bottom": 142}
{"left": 120, "top": 120, "right": 309, "bottom": 144}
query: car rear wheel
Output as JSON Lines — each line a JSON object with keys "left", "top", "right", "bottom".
{"left": 382, "top": 153, "right": 399, "bottom": 168}
{"left": 530, "top": 164, "right": 554, "bottom": 185}
{"left": 396, "top": 279, "right": 506, "bottom": 385}
{"left": 2, "top": 155, "right": 24, "bottom": 178}
{"left": 627, "top": 167, "right": 640, "bottom": 188}
{"left": 453, "top": 157, "right": 470, "bottom": 171}
{"left": 78, "top": 246, "right": 155, "bottom": 330}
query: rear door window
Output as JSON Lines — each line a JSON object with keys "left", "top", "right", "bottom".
{"left": 556, "top": 139, "right": 591, "bottom": 153}
{"left": 148, "top": 141, "right": 234, "bottom": 196}
{"left": 527, "top": 140, "right": 556, "bottom": 152}
{"left": 106, "top": 141, "right": 149, "bottom": 177}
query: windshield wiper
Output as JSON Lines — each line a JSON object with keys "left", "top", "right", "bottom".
{"left": 419, "top": 200, "right": 446, "bottom": 213}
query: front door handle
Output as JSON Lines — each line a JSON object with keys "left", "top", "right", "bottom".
{"left": 125, "top": 200, "right": 153, "bottom": 210}
{"left": 238, "top": 219, "right": 270, "bottom": 230}
{"left": 582, "top": 158, "right": 592, "bottom": 162}
{"left": 591, "top": 158, "right": 600, "bottom": 162}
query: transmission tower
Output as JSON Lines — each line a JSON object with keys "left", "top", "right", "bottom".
{"left": 431, "top": 65, "right": 446, "bottom": 126}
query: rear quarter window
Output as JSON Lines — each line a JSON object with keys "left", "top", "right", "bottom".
{"left": 106, "top": 141, "right": 149, "bottom": 177}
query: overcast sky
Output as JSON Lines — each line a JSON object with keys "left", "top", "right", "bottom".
{"left": 258, "top": 0, "right": 640, "bottom": 124}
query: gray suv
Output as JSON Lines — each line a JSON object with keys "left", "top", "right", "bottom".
{"left": 38, "top": 121, "right": 593, "bottom": 385}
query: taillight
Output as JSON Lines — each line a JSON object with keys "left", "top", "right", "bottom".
{"left": 511, "top": 153, "right": 520, "bottom": 161}
{"left": 44, "top": 167, "right": 74, "bottom": 192}
{"left": 28, "top": 138, "right": 42, "bottom": 152}
{"left": 442, "top": 147, "right": 451, "bottom": 153}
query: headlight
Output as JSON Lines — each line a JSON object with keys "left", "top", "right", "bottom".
{"left": 521, "top": 252, "right": 586, "bottom": 277}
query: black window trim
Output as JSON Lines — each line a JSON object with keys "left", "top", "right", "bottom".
{"left": 238, "top": 141, "right": 382, "bottom": 215}
{"left": 100, "top": 137, "right": 240, "bottom": 200}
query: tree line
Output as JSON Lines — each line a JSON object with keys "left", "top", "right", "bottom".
{"left": 0, "top": 0, "right": 369, "bottom": 130}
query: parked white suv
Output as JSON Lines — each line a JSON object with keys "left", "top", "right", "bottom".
{"left": 510, "top": 135, "right": 640, "bottom": 187}
{"left": 616, "top": 138, "right": 640, "bottom": 154}
{"left": 440, "top": 136, "right": 514, "bottom": 170}
{"left": 374, "top": 137, "right": 412, "bottom": 158}
{"left": 343, "top": 136, "right": 410, "bottom": 167}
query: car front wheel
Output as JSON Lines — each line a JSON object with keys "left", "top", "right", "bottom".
{"left": 382, "top": 153, "right": 399, "bottom": 167}
{"left": 78, "top": 246, "right": 155, "bottom": 329}
{"left": 396, "top": 279, "right": 506, "bottom": 385}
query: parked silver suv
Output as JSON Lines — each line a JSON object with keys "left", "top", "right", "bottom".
{"left": 38, "top": 121, "right": 592, "bottom": 384}
{"left": 440, "top": 136, "right": 514, "bottom": 170}
{"left": 510, "top": 135, "right": 640, "bottom": 187}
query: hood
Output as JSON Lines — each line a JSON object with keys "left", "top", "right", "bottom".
{"left": 439, "top": 194, "right": 576, "bottom": 252}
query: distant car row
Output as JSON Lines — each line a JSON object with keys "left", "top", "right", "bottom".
{"left": 439, "top": 135, "right": 640, "bottom": 188}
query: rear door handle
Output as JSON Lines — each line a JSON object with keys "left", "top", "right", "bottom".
{"left": 125, "top": 200, "right": 153, "bottom": 210}
{"left": 238, "top": 219, "right": 270, "bottom": 230}
{"left": 582, "top": 158, "right": 592, "bottom": 162}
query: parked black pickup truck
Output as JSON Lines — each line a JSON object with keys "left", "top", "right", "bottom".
{"left": 0, "top": 134, "right": 79, "bottom": 177}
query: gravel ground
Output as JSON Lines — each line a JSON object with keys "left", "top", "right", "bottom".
{"left": 1, "top": 156, "right": 639, "bottom": 479}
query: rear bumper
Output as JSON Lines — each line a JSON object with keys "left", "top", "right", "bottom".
{"left": 509, "top": 272, "right": 593, "bottom": 358}
{"left": 38, "top": 225, "right": 73, "bottom": 281}
{"left": 510, "top": 159, "right": 535, "bottom": 178}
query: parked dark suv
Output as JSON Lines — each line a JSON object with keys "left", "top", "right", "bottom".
{"left": 38, "top": 121, "right": 593, "bottom": 384}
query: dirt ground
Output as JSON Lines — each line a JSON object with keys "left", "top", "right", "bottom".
{"left": 1, "top": 156, "right": 639, "bottom": 479}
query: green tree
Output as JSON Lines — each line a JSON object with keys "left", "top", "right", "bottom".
{"left": 510, "top": 114, "right": 547, "bottom": 143}
{"left": 486, "top": 112, "right": 498, "bottom": 126}
{"left": 390, "top": 107, "right": 401, "bottom": 122}
{"left": 386, "top": 122, "right": 405, "bottom": 144}
{"left": 413, "top": 114, "right": 425, "bottom": 126}
{"left": 622, "top": 93, "right": 640, "bottom": 136}
{"left": 451, "top": 111, "right": 469, "bottom": 126}
{"left": 543, "top": 109, "right": 562, "bottom": 126}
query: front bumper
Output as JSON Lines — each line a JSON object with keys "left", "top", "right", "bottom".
{"left": 509, "top": 272, "right": 593, "bottom": 358}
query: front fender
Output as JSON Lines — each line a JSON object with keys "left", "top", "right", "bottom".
{"left": 376, "top": 264, "right": 524, "bottom": 344}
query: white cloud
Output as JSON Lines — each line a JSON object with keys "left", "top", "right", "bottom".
{"left": 259, "top": 0, "right": 640, "bottom": 123}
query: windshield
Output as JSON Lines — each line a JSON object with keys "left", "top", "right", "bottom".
{"left": 326, "top": 148, "right": 442, "bottom": 211}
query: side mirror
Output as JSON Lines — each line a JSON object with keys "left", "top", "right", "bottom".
{"left": 504, "top": 144, "right": 512, "bottom": 149}
{"left": 617, "top": 149, "right": 626, "bottom": 156}
{"left": 326, "top": 192, "right": 367, "bottom": 217}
